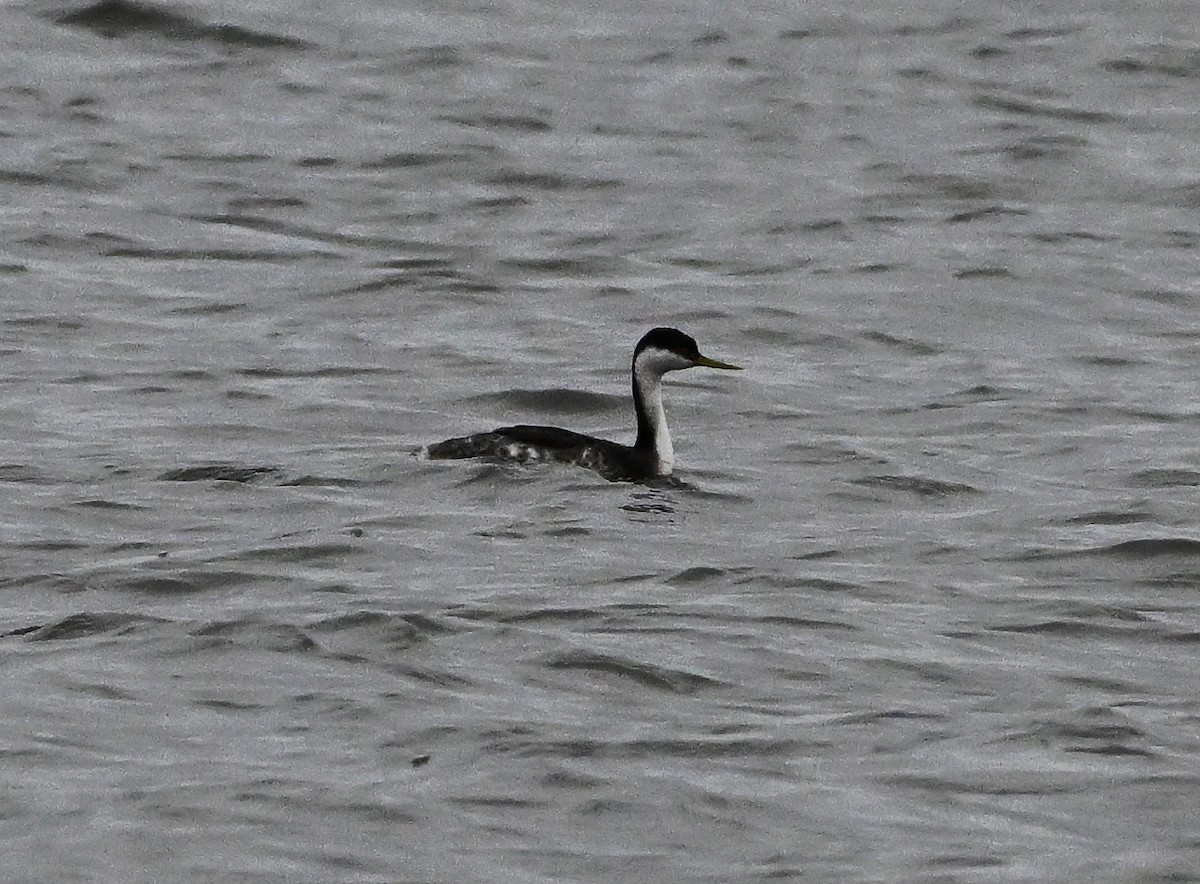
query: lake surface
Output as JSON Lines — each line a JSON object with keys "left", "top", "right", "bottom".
{"left": 3, "top": 0, "right": 1200, "bottom": 880}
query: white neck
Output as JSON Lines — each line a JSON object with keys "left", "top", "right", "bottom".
{"left": 644, "top": 374, "right": 674, "bottom": 474}
{"left": 633, "top": 349, "right": 679, "bottom": 475}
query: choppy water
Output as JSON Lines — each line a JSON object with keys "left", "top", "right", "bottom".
{"left": 3, "top": 0, "right": 1200, "bottom": 880}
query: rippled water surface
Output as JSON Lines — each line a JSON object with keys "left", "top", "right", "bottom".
{"left": 4, "top": 0, "right": 1200, "bottom": 880}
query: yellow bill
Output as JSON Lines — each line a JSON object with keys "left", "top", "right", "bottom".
{"left": 693, "top": 354, "right": 743, "bottom": 371}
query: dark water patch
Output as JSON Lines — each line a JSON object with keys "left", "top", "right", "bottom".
{"left": 945, "top": 205, "right": 1029, "bottom": 223}
{"left": 483, "top": 170, "right": 623, "bottom": 191}
{"left": 861, "top": 331, "right": 940, "bottom": 356}
{"left": 634, "top": 49, "right": 674, "bottom": 65}
{"left": 497, "top": 255, "right": 621, "bottom": 277}
{"left": 362, "top": 143, "right": 498, "bottom": 170}
{"left": 621, "top": 498, "right": 677, "bottom": 516}
{"left": 492, "top": 607, "right": 600, "bottom": 625}
{"left": 1014, "top": 709, "right": 1151, "bottom": 757}
{"left": 4, "top": 314, "right": 86, "bottom": 331}
{"left": 1167, "top": 183, "right": 1200, "bottom": 210}
{"left": 443, "top": 113, "right": 553, "bottom": 133}
{"left": 1130, "top": 469, "right": 1200, "bottom": 488}
{"left": 235, "top": 541, "right": 359, "bottom": 565}
{"left": 1064, "top": 510, "right": 1154, "bottom": 526}
{"left": 0, "top": 464, "right": 57, "bottom": 485}
{"left": 927, "top": 855, "right": 1007, "bottom": 872}
{"left": 880, "top": 772, "right": 1074, "bottom": 797}
{"left": 801, "top": 218, "right": 848, "bottom": 233}
{"left": 1019, "top": 538, "right": 1200, "bottom": 562}
{"left": 969, "top": 44, "right": 1006, "bottom": 60}
{"left": 187, "top": 213, "right": 379, "bottom": 255}
{"left": 160, "top": 153, "right": 273, "bottom": 168}
{"left": 105, "top": 245, "right": 331, "bottom": 262}
{"left": 190, "top": 619, "right": 318, "bottom": 653}
{"left": 925, "top": 383, "right": 1017, "bottom": 408}
{"left": 990, "top": 620, "right": 1156, "bottom": 640}
{"left": 226, "top": 195, "right": 307, "bottom": 212}
{"left": 974, "top": 93, "right": 1123, "bottom": 125}
{"left": 662, "top": 256, "right": 731, "bottom": 273}
{"left": 1028, "top": 228, "right": 1113, "bottom": 245}
{"left": 119, "top": 574, "right": 217, "bottom": 595}
{"left": 853, "top": 475, "right": 978, "bottom": 496}
{"left": 954, "top": 266, "right": 1015, "bottom": 280}
{"left": 237, "top": 365, "right": 397, "bottom": 380}
{"left": 280, "top": 475, "right": 363, "bottom": 489}
{"left": 373, "top": 257, "right": 456, "bottom": 271}
{"left": 1057, "top": 673, "right": 1138, "bottom": 692}
{"left": 225, "top": 388, "right": 272, "bottom": 402}
{"left": 318, "top": 799, "right": 420, "bottom": 825}
{"left": 544, "top": 525, "right": 591, "bottom": 539}
{"left": 169, "top": 301, "right": 246, "bottom": 317}
{"left": 896, "top": 66, "right": 941, "bottom": 82}
{"left": 859, "top": 212, "right": 907, "bottom": 227}
{"left": 324, "top": 272, "right": 412, "bottom": 295}
{"left": 779, "top": 22, "right": 853, "bottom": 40}
{"left": 1077, "top": 353, "right": 1142, "bottom": 368}
{"left": 13, "top": 611, "right": 166, "bottom": 642}
{"left": 730, "top": 613, "right": 854, "bottom": 633}
{"left": 1099, "top": 538, "right": 1200, "bottom": 557}
{"left": 330, "top": 269, "right": 500, "bottom": 297}
{"left": 889, "top": 16, "right": 973, "bottom": 37}
{"left": 692, "top": 28, "right": 727, "bottom": 46}
{"left": 864, "top": 657, "right": 959, "bottom": 685}
{"left": 666, "top": 565, "right": 738, "bottom": 586}
{"left": 836, "top": 709, "right": 949, "bottom": 725}
{"left": 1044, "top": 601, "right": 1148, "bottom": 623}
{"left": 792, "top": 548, "right": 842, "bottom": 562}
{"left": 849, "top": 262, "right": 901, "bottom": 274}
{"left": 543, "top": 650, "right": 718, "bottom": 693}
{"left": 780, "top": 440, "right": 885, "bottom": 466}
{"left": 66, "top": 680, "right": 138, "bottom": 701}
{"left": 1128, "top": 287, "right": 1195, "bottom": 309}
{"left": 463, "top": 387, "right": 621, "bottom": 414}
{"left": 999, "top": 134, "right": 1091, "bottom": 162}
{"left": 193, "top": 697, "right": 267, "bottom": 713}
{"left": 55, "top": 0, "right": 311, "bottom": 49}
{"left": 158, "top": 464, "right": 283, "bottom": 483}
{"left": 899, "top": 173, "right": 997, "bottom": 201}
{"left": 714, "top": 257, "right": 814, "bottom": 277}
{"left": 63, "top": 95, "right": 104, "bottom": 121}
{"left": 449, "top": 794, "right": 547, "bottom": 811}
{"left": 742, "top": 325, "right": 807, "bottom": 347}
{"left": 0, "top": 169, "right": 54, "bottom": 187}
{"left": 15, "top": 540, "right": 86, "bottom": 556}
{"left": 295, "top": 155, "right": 337, "bottom": 167}
{"left": 1102, "top": 46, "right": 1200, "bottom": 78}
{"left": 74, "top": 497, "right": 149, "bottom": 511}
{"left": 1004, "top": 25, "right": 1084, "bottom": 41}
{"left": 469, "top": 194, "right": 531, "bottom": 211}
{"left": 524, "top": 735, "right": 808, "bottom": 761}
{"left": 1068, "top": 743, "right": 1156, "bottom": 757}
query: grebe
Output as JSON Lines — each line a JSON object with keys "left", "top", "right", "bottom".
{"left": 426, "top": 327, "right": 742, "bottom": 482}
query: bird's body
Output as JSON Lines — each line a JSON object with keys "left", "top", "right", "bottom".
{"left": 426, "top": 328, "right": 741, "bottom": 482}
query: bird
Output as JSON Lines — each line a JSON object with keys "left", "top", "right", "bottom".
{"left": 425, "top": 327, "right": 742, "bottom": 482}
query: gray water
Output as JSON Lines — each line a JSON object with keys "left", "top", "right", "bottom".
{"left": 3, "top": 0, "right": 1200, "bottom": 880}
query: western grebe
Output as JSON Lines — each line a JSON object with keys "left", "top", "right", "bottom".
{"left": 426, "top": 327, "right": 742, "bottom": 482}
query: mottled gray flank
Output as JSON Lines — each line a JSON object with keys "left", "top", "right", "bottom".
{"left": 2, "top": 0, "right": 1200, "bottom": 881}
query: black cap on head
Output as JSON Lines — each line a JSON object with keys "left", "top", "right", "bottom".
{"left": 634, "top": 327, "right": 700, "bottom": 359}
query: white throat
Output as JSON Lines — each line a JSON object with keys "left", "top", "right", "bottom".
{"left": 634, "top": 348, "right": 689, "bottom": 475}
{"left": 642, "top": 373, "right": 674, "bottom": 474}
